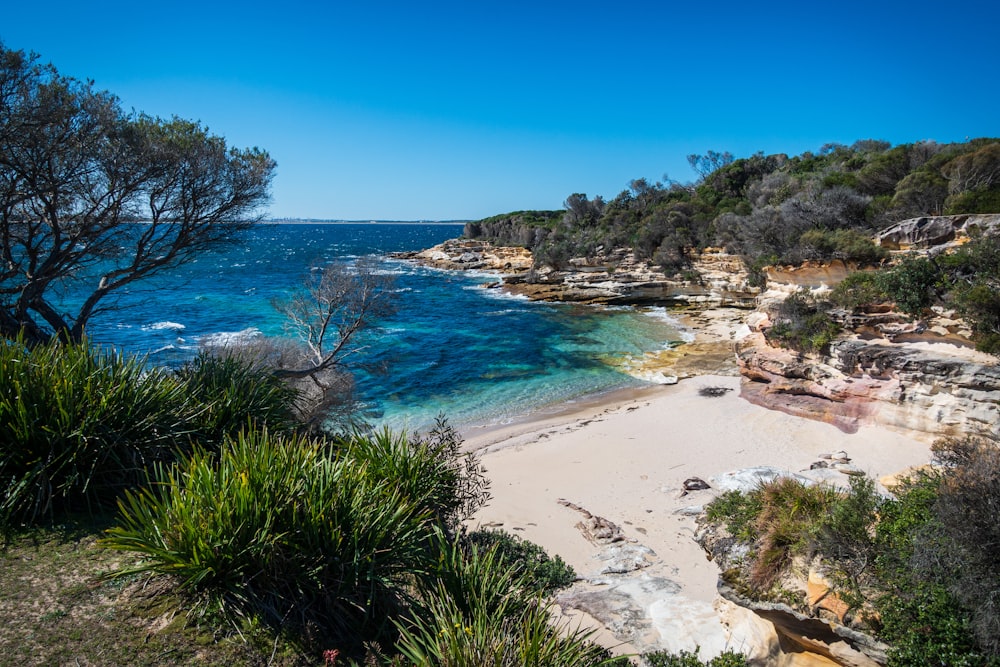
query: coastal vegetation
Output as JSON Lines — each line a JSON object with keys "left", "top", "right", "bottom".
{"left": 0, "top": 339, "right": 631, "bottom": 664}
{"left": 463, "top": 137, "right": 998, "bottom": 275}
{"left": 702, "top": 436, "right": 1000, "bottom": 665}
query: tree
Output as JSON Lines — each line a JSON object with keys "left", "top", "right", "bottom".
{"left": 0, "top": 43, "right": 275, "bottom": 345}
{"left": 266, "top": 257, "right": 397, "bottom": 430}
{"left": 686, "top": 150, "right": 734, "bottom": 181}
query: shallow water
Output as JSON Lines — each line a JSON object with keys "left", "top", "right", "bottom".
{"left": 68, "top": 223, "right": 684, "bottom": 432}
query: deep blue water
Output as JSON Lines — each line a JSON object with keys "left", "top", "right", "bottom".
{"left": 76, "top": 223, "right": 684, "bottom": 432}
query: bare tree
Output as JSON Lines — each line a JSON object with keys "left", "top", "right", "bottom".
{"left": 686, "top": 149, "right": 735, "bottom": 181}
{"left": 0, "top": 43, "right": 275, "bottom": 345}
{"left": 268, "top": 257, "right": 396, "bottom": 429}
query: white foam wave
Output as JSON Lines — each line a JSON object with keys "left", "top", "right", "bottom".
{"left": 142, "top": 321, "right": 186, "bottom": 332}
{"left": 199, "top": 327, "right": 263, "bottom": 347}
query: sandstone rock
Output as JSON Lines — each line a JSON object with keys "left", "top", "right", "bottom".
{"left": 738, "top": 332, "right": 1000, "bottom": 439}
{"left": 877, "top": 213, "right": 1000, "bottom": 250}
{"left": 807, "top": 567, "right": 851, "bottom": 624}
{"left": 711, "top": 466, "right": 816, "bottom": 494}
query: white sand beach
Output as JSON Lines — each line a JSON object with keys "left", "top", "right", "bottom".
{"left": 463, "top": 374, "right": 932, "bottom": 658}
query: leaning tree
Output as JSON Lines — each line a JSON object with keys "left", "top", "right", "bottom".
{"left": 0, "top": 43, "right": 276, "bottom": 345}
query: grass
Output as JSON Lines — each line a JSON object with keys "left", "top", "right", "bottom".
{"left": 0, "top": 517, "right": 307, "bottom": 666}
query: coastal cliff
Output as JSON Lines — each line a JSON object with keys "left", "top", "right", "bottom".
{"left": 401, "top": 224, "right": 1000, "bottom": 445}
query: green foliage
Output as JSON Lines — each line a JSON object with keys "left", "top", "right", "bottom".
{"left": 464, "top": 529, "right": 576, "bottom": 595}
{"left": 944, "top": 186, "right": 1000, "bottom": 214}
{"left": 814, "top": 476, "right": 882, "bottom": 604}
{"left": 765, "top": 291, "right": 842, "bottom": 353}
{"left": 798, "top": 228, "right": 887, "bottom": 264}
{"left": 875, "top": 256, "right": 941, "bottom": 316}
{"left": 462, "top": 138, "right": 997, "bottom": 282}
{"left": 0, "top": 43, "right": 274, "bottom": 345}
{"left": 749, "top": 477, "right": 840, "bottom": 588}
{"left": 335, "top": 417, "right": 491, "bottom": 534}
{"left": 0, "top": 339, "right": 194, "bottom": 528}
{"left": 175, "top": 352, "right": 299, "bottom": 444}
{"left": 830, "top": 271, "right": 888, "bottom": 311}
{"left": 642, "top": 648, "right": 749, "bottom": 667}
{"left": 705, "top": 490, "right": 763, "bottom": 542}
{"left": 939, "top": 234, "right": 1000, "bottom": 352}
{"left": 707, "top": 477, "right": 840, "bottom": 589}
{"left": 103, "top": 423, "right": 491, "bottom": 655}
{"left": 394, "top": 537, "right": 621, "bottom": 667}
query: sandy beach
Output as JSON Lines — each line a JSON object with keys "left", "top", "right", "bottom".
{"left": 462, "top": 374, "right": 933, "bottom": 658}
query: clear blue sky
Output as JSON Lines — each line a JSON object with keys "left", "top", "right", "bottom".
{"left": 3, "top": 1, "right": 998, "bottom": 220}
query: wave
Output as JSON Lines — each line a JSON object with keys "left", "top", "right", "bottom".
{"left": 142, "top": 321, "right": 186, "bottom": 332}
{"left": 199, "top": 327, "right": 263, "bottom": 347}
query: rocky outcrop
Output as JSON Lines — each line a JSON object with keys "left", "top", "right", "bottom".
{"left": 696, "top": 489, "right": 890, "bottom": 667}
{"left": 737, "top": 329, "right": 1000, "bottom": 438}
{"left": 400, "top": 240, "right": 760, "bottom": 308}
{"left": 876, "top": 213, "right": 1000, "bottom": 250}
{"left": 391, "top": 238, "right": 533, "bottom": 272}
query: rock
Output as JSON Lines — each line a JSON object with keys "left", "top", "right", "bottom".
{"left": 596, "top": 544, "right": 657, "bottom": 574}
{"left": 807, "top": 567, "right": 851, "bottom": 624}
{"left": 877, "top": 213, "right": 1000, "bottom": 250}
{"left": 683, "top": 477, "right": 711, "bottom": 491}
{"left": 718, "top": 583, "right": 889, "bottom": 667}
{"left": 738, "top": 333, "right": 1000, "bottom": 439}
{"left": 559, "top": 499, "right": 629, "bottom": 544}
{"left": 711, "top": 466, "right": 816, "bottom": 494}
{"left": 877, "top": 216, "right": 961, "bottom": 249}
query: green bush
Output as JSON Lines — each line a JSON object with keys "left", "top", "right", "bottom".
{"left": 876, "top": 256, "right": 941, "bottom": 316}
{"left": 175, "top": 352, "right": 299, "bottom": 444}
{"left": 765, "top": 291, "right": 842, "bottom": 353}
{"left": 643, "top": 648, "right": 748, "bottom": 667}
{"left": 798, "top": 228, "right": 887, "bottom": 264}
{"left": 104, "top": 428, "right": 442, "bottom": 652}
{"left": 944, "top": 187, "right": 1000, "bottom": 214}
{"left": 335, "top": 418, "right": 490, "bottom": 534}
{"left": 395, "top": 537, "right": 622, "bottom": 667}
{"left": 750, "top": 478, "right": 840, "bottom": 587}
{"left": 464, "top": 529, "right": 576, "bottom": 595}
{"left": 0, "top": 340, "right": 194, "bottom": 528}
{"left": 829, "top": 271, "right": 888, "bottom": 311}
{"left": 705, "top": 490, "right": 763, "bottom": 542}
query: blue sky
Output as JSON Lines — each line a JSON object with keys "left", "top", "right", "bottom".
{"left": 3, "top": 1, "right": 998, "bottom": 220}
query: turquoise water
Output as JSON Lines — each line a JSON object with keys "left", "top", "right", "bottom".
{"left": 75, "top": 223, "right": 684, "bottom": 432}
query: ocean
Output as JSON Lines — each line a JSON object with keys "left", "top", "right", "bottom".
{"left": 76, "top": 223, "right": 685, "bottom": 433}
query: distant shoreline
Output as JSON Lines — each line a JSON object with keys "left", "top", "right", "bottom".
{"left": 264, "top": 219, "right": 469, "bottom": 225}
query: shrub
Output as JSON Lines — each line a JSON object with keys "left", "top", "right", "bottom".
{"left": 395, "top": 537, "right": 621, "bottom": 667}
{"left": 829, "top": 271, "right": 888, "bottom": 311}
{"left": 875, "top": 256, "right": 941, "bottom": 317}
{"left": 798, "top": 228, "right": 887, "bottom": 264}
{"left": 750, "top": 478, "right": 840, "bottom": 587}
{"left": 0, "top": 340, "right": 194, "bottom": 528}
{"left": 464, "top": 529, "right": 576, "bottom": 595}
{"left": 765, "top": 291, "right": 842, "bottom": 354}
{"left": 643, "top": 648, "right": 749, "bottom": 667}
{"left": 103, "top": 428, "right": 443, "bottom": 653}
{"left": 335, "top": 418, "right": 491, "bottom": 534}
{"left": 705, "top": 490, "right": 763, "bottom": 542}
{"left": 175, "top": 352, "right": 299, "bottom": 444}
{"left": 919, "top": 436, "right": 1000, "bottom": 654}
{"left": 814, "top": 476, "right": 882, "bottom": 603}
{"left": 870, "top": 467, "right": 997, "bottom": 665}
{"left": 706, "top": 478, "right": 840, "bottom": 589}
